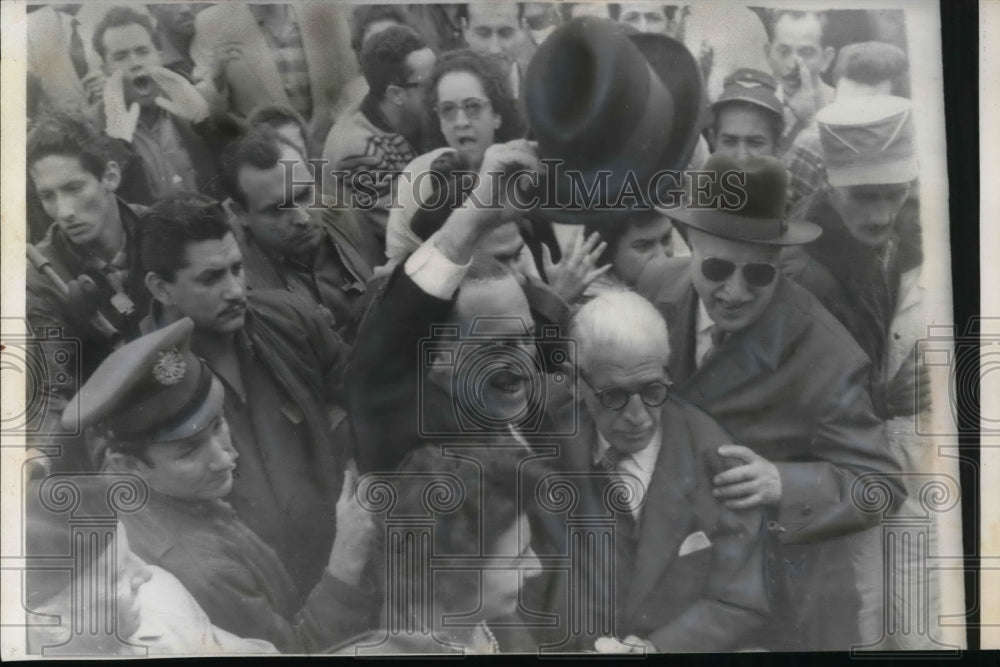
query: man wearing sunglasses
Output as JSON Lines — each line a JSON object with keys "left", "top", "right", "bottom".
{"left": 636, "top": 153, "right": 905, "bottom": 650}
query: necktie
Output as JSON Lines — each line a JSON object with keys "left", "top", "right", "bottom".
{"left": 596, "top": 445, "right": 623, "bottom": 475}
{"left": 700, "top": 325, "right": 728, "bottom": 368}
{"left": 69, "top": 18, "right": 89, "bottom": 80}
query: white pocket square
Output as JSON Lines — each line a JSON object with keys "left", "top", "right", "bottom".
{"left": 678, "top": 530, "right": 712, "bottom": 557}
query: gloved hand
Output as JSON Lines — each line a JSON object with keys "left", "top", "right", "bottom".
{"left": 103, "top": 70, "right": 140, "bottom": 142}
{"left": 150, "top": 66, "right": 210, "bottom": 124}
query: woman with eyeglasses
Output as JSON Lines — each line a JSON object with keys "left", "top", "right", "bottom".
{"left": 384, "top": 49, "right": 525, "bottom": 265}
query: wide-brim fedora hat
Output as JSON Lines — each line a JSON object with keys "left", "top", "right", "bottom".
{"left": 524, "top": 17, "right": 705, "bottom": 225}
{"left": 669, "top": 153, "right": 822, "bottom": 246}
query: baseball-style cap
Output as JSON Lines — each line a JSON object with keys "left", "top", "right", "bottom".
{"left": 816, "top": 95, "right": 918, "bottom": 187}
{"left": 712, "top": 68, "right": 783, "bottom": 120}
{"left": 61, "top": 318, "right": 224, "bottom": 445}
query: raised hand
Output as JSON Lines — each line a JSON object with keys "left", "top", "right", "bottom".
{"left": 149, "top": 66, "right": 210, "bottom": 123}
{"left": 785, "top": 56, "right": 824, "bottom": 125}
{"left": 103, "top": 71, "right": 140, "bottom": 142}
{"left": 541, "top": 231, "right": 612, "bottom": 303}
{"left": 209, "top": 40, "right": 245, "bottom": 92}
{"left": 326, "top": 463, "right": 377, "bottom": 586}
{"left": 712, "top": 444, "right": 782, "bottom": 510}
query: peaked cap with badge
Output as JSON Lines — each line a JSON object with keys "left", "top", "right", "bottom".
{"left": 61, "top": 317, "right": 224, "bottom": 447}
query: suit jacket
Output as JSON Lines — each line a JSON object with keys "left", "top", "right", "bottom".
{"left": 636, "top": 256, "right": 905, "bottom": 650}
{"left": 528, "top": 396, "right": 770, "bottom": 652}
{"left": 190, "top": 3, "right": 358, "bottom": 151}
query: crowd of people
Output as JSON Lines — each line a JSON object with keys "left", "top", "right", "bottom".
{"left": 22, "top": 2, "right": 933, "bottom": 655}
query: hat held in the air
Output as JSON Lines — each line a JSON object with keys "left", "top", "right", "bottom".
{"left": 669, "top": 153, "right": 822, "bottom": 246}
{"left": 525, "top": 16, "right": 704, "bottom": 225}
{"left": 816, "top": 95, "right": 917, "bottom": 187}
{"left": 61, "top": 317, "right": 223, "bottom": 444}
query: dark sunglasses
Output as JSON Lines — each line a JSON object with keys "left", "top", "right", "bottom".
{"left": 700, "top": 257, "right": 778, "bottom": 287}
{"left": 580, "top": 372, "right": 671, "bottom": 411}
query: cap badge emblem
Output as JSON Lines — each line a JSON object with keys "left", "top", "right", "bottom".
{"left": 153, "top": 348, "right": 186, "bottom": 386}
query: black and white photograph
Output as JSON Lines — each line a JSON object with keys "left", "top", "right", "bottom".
{"left": 0, "top": 0, "right": 986, "bottom": 657}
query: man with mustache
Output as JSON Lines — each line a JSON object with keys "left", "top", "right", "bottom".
{"left": 137, "top": 195, "right": 356, "bottom": 603}
{"left": 91, "top": 6, "right": 227, "bottom": 203}
{"left": 636, "top": 154, "right": 905, "bottom": 650}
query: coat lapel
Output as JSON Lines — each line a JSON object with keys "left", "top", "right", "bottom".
{"left": 682, "top": 278, "right": 807, "bottom": 403}
{"left": 623, "top": 400, "right": 699, "bottom": 617}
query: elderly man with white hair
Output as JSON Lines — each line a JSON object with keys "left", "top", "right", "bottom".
{"left": 529, "top": 289, "right": 771, "bottom": 653}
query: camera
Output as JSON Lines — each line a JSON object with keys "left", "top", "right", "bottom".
{"left": 1, "top": 321, "right": 81, "bottom": 436}
{"left": 418, "top": 318, "right": 577, "bottom": 437}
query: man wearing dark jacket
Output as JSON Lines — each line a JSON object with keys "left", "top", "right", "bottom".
{"left": 224, "top": 128, "right": 377, "bottom": 342}
{"left": 137, "top": 195, "right": 356, "bottom": 602}
{"left": 783, "top": 95, "right": 926, "bottom": 420}
{"left": 26, "top": 112, "right": 152, "bottom": 471}
{"left": 67, "top": 318, "right": 377, "bottom": 652}
{"left": 636, "top": 154, "right": 905, "bottom": 650}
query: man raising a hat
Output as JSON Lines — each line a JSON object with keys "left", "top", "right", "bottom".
{"left": 636, "top": 154, "right": 905, "bottom": 650}
{"left": 63, "top": 317, "right": 378, "bottom": 652}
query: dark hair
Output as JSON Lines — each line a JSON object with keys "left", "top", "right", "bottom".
{"left": 360, "top": 25, "right": 428, "bottom": 100}
{"left": 583, "top": 209, "right": 669, "bottom": 269}
{"left": 27, "top": 112, "right": 114, "bottom": 179}
{"left": 771, "top": 10, "right": 830, "bottom": 47}
{"left": 92, "top": 5, "right": 161, "bottom": 60}
{"left": 350, "top": 4, "right": 409, "bottom": 53}
{"left": 424, "top": 49, "right": 525, "bottom": 148}
{"left": 247, "top": 104, "right": 309, "bottom": 143}
{"left": 221, "top": 127, "right": 300, "bottom": 209}
{"left": 710, "top": 100, "right": 784, "bottom": 146}
{"left": 382, "top": 446, "right": 539, "bottom": 618}
{"left": 139, "top": 193, "right": 231, "bottom": 282}
{"left": 832, "top": 40, "right": 908, "bottom": 89}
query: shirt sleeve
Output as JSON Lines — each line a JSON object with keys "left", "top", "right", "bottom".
{"left": 403, "top": 234, "right": 470, "bottom": 300}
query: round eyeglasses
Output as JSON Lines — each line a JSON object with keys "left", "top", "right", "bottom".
{"left": 580, "top": 372, "right": 671, "bottom": 411}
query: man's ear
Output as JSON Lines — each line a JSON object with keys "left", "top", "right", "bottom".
{"left": 101, "top": 161, "right": 122, "bottom": 193}
{"left": 820, "top": 46, "right": 836, "bottom": 74}
{"left": 145, "top": 271, "right": 172, "bottom": 306}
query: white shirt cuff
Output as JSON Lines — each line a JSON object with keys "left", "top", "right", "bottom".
{"left": 404, "top": 234, "right": 470, "bottom": 300}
